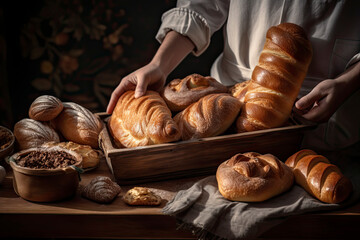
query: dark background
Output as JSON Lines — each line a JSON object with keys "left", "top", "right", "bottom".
{"left": 0, "top": 0, "right": 223, "bottom": 128}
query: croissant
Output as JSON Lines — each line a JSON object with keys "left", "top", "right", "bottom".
{"left": 108, "top": 90, "right": 181, "bottom": 148}
{"left": 285, "top": 149, "right": 353, "bottom": 203}
{"left": 237, "top": 23, "right": 312, "bottom": 132}
{"left": 161, "top": 73, "right": 228, "bottom": 112}
{"left": 82, "top": 176, "right": 121, "bottom": 203}
{"left": 216, "top": 152, "right": 294, "bottom": 202}
{"left": 174, "top": 93, "right": 242, "bottom": 140}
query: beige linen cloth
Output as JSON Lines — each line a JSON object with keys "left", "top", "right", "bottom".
{"left": 163, "top": 154, "right": 360, "bottom": 240}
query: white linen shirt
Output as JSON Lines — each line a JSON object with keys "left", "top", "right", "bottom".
{"left": 156, "top": 0, "right": 360, "bottom": 151}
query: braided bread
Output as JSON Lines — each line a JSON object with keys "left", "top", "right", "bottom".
{"left": 108, "top": 90, "right": 180, "bottom": 148}
{"left": 237, "top": 23, "right": 312, "bottom": 132}
{"left": 216, "top": 152, "right": 294, "bottom": 202}
{"left": 285, "top": 149, "right": 352, "bottom": 203}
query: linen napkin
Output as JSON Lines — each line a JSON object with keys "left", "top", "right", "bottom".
{"left": 163, "top": 156, "right": 360, "bottom": 240}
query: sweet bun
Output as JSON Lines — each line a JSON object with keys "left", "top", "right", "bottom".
{"left": 285, "top": 149, "right": 353, "bottom": 203}
{"left": 161, "top": 73, "right": 228, "bottom": 112}
{"left": 14, "top": 118, "right": 60, "bottom": 150}
{"left": 54, "top": 102, "right": 103, "bottom": 149}
{"left": 29, "top": 95, "right": 63, "bottom": 121}
{"left": 123, "top": 187, "right": 162, "bottom": 206}
{"left": 216, "top": 152, "right": 294, "bottom": 202}
{"left": 174, "top": 93, "right": 242, "bottom": 140}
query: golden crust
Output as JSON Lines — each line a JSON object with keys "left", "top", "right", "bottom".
{"left": 123, "top": 187, "right": 162, "bottom": 206}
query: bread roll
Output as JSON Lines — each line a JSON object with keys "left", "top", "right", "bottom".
{"left": 14, "top": 118, "right": 60, "bottom": 150}
{"left": 174, "top": 93, "right": 242, "bottom": 140}
{"left": 161, "top": 73, "right": 228, "bottom": 112}
{"left": 29, "top": 95, "right": 63, "bottom": 121}
{"left": 123, "top": 187, "right": 162, "bottom": 206}
{"left": 285, "top": 149, "right": 352, "bottom": 203}
{"left": 54, "top": 102, "right": 103, "bottom": 149}
{"left": 108, "top": 90, "right": 181, "bottom": 148}
{"left": 230, "top": 80, "right": 251, "bottom": 104}
{"left": 82, "top": 176, "right": 121, "bottom": 203}
{"left": 237, "top": 23, "right": 312, "bottom": 132}
{"left": 216, "top": 152, "right": 294, "bottom": 202}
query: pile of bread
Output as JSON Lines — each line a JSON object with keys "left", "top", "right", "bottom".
{"left": 13, "top": 95, "right": 103, "bottom": 169}
{"left": 109, "top": 23, "right": 313, "bottom": 148}
{"left": 216, "top": 149, "right": 353, "bottom": 204}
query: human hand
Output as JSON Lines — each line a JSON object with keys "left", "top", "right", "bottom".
{"left": 106, "top": 63, "right": 166, "bottom": 114}
{"left": 294, "top": 79, "right": 347, "bottom": 123}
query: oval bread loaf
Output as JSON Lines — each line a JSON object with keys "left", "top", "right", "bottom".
{"left": 285, "top": 149, "right": 353, "bottom": 203}
{"left": 29, "top": 95, "right": 63, "bottom": 121}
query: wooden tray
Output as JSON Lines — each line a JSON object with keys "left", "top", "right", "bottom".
{"left": 98, "top": 113, "right": 316, "bottom": 185}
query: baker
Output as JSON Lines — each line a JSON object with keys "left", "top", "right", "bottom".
{"left": 106, "top": 0, "right": 360, "bottom": 154}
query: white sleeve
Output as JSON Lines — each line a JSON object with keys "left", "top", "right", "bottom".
{"left": 346, "top": 53, "right": 360, "bottom": 69}
{"left": 156, "top": 0, "right": 229, "bottom": 56}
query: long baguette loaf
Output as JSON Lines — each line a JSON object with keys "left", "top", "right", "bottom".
{"left": 237, "top": 23, "right": 312, "bottom": 132}
{"left": 285, "top": 149, "right": 352, "bottom": 203}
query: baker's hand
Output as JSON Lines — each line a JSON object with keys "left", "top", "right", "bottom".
{"left": 106, "top": 63, "right": 166, "bottom": 114}
{"left": 294, "top": 79, "right": 346, "bottom": 123}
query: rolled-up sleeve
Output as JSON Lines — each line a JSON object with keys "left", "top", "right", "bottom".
{"left": 346, "top": 53, "right": 360, "bottom": 69}
{"left": 156, "top": 0, "right": 229, "bottom": 56}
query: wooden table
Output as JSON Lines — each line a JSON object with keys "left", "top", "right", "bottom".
{"left": 0, "top": 157, "right": 359, "bottom": 239}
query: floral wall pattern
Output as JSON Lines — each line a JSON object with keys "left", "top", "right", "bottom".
{"left": 0, "top": 0, "right": 223, "bottom": 128}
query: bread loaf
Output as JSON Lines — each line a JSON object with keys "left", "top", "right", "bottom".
{"left": 82, "top": 176, "right": 121, "bottom": 203}
{"left": 174, "top": 93, "right": 242, "bottom": 140}
{"left": 108, "top": 90, "right": 181, "bottom": 148}
{"left": 217, "top": 152, "right": 294, "bottom": 202}
{"left": 14, "top": 118, "right": 60, "bottom": 150}
{"left": 237, "top": 23, "right": 312, "bottom": 132}
{"left": 161, "top": 73, "right": 228, "bottom": 112}
{"left": 54, "top": 102, "right": 103, "bottom": 149}
{"left": 285, "top": 149, "right": 352, "bottom": 203}
{"left": 29, "top": 95, "right": 63, "bottom": 121}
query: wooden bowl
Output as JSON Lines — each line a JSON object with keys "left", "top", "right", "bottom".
{"left": 9, "top": 146, "right": 83, "bottom": 202}
{"left": 0, "top": 126, "right": 15, "bottom": 160}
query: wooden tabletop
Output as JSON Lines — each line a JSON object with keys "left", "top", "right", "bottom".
{"left": 0, "top": 157, "right": 359, "bottom": 239}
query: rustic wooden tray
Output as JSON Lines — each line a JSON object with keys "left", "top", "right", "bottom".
{"left": 98, "top": 113, "right": 316, "bottom": 185}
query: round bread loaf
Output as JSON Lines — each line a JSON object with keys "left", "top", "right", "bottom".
{"left": 174, "top": 93, "right": 242, "bottom": 140}
{"left": 29, "top": 95, "right": 63, "bottom": 121}
{"left": 14, "top": 118, "right": 60, "bottom": 150}
{"left": 216, "top": 152, "right": 294, "bottom": 202}
{"left": 54, "top": 102, "right": 103, "bottom": 149}
{"left": 161, "top": 73, "right": 228, "bottom": 112}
